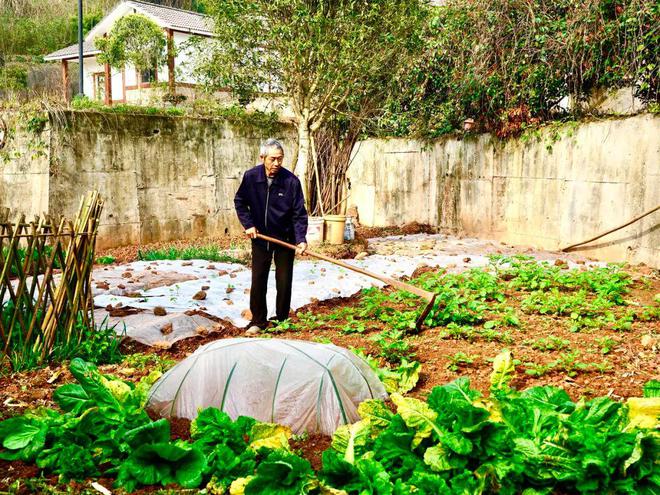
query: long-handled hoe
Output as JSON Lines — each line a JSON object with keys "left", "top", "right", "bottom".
{"left": 256, "top": 233, "right": 436, "bottom": 330}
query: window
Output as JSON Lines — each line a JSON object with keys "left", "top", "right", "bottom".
{"left": 140, "top": 68, "right": 157, "bottom": 84}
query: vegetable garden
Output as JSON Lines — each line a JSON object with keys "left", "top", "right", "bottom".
{"left": 0, "top": 232, "right": 658, "bottom": 494}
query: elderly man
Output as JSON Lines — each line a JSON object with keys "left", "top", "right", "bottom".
{"left": 234, "top": 138, "right": 308, "bottom": 333}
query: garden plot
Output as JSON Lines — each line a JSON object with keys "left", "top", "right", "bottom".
{"left": 2, "top": 235, "right": 658, "bottom": 495}
{"left": 92, "top": 234, "right": 603, "bottom": 346}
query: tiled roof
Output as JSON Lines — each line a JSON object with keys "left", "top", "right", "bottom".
{"left": 127, "top": 1, "right": 213, "bottom": 35}
{"left": 45, "top": 1, "right": 214, "bottom": 60}
{"left": 43, "top": 41, "right": 100, "bottom": 61}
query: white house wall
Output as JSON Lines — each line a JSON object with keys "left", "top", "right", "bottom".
{"left": 173, "top": 32, "right": 198, "bottom": 84}
{"left": 124, "top": 66, "right": 138, "bottom": 87}
{"left": 85, "top": 3, "right": 133, "bottom": 41}
{"left": 82, "top": 30, "right": 202, "bottom": 99}
{"left": 82, "top": 58, "right": 122, "bottom": 102}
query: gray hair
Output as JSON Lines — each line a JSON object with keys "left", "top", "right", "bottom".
{"left": 260, "top": 138, "right": 284, "bottom": 156}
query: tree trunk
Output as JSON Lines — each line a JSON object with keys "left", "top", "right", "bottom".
{"left": 296, "top": 115, "right": 311, "bottom": 174}
{"left": 296, "top": 114, "right": 313, "bottom": 208}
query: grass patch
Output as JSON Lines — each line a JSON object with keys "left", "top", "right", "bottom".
{"left": 95, "top": 255, "right": 116, "bottom": 265}
{"left": 137, "top": 245, "right": 245, "bottom": 264}
{"left": 1, "top": 307, "right": 123, "bottom": 373}
{"left": 1, "top": 246, "right": 62, "bottom": 276}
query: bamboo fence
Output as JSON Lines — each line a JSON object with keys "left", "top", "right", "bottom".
{"left": 0, "top": 191, "right": 104, "bottom": 369}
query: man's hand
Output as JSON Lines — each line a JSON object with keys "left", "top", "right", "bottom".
{"left": 296, "top": 242, "right": 307, "bottom": 255}
{"left": 245, "top": 227, "right": 258, "bottom": 239}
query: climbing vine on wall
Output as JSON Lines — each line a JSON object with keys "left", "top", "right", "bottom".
{"left": 0, "top": 103, "right": 49, "bottom": 163}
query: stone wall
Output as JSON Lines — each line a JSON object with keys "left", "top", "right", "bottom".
{"left": 347, "top": 114, "right": 660, "bottom": 266}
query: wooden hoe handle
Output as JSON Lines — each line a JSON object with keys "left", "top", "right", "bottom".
{"left": 255, "top": 233, "right": 436, "bottom": 302}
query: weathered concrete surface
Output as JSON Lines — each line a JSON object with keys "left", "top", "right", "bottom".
{"left": 49, "top": 112, "right": 296, "bottom": 249}
{"left": 1, "top": 110, "right": 295, "bottom": 248}
{"left": 348, "top": 115, "right": 660, "bottom": 266}
{"left": 1, "top": 111, "right": 657, "bottom": 266}
{"left": 0, "top": 114, "right": 50, "bottom": 219}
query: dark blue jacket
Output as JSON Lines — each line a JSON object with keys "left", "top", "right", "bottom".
{"left": 234, "top": 164, "right": 308, "bottom": 247}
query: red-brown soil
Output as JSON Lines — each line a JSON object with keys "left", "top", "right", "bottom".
{"left": 1, "top": 226, "right": 657, "bottom": 494}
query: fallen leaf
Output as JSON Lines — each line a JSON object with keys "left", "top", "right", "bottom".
{"left": 46, "top": 370, "right": 62, "bottom": 384}
{"left": 91, "top": 482, "right": 112, "bottom": 495}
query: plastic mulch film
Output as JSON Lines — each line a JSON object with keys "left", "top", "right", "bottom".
{"left": 147, "top": 338, "right": 388, "bottom": 435}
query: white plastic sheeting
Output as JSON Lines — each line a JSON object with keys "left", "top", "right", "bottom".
{"left": 92, "top": 256, "right": 421, "bottom": 326}
{"left": 147, "top": 338, "right": 388, "bottom": 435}
{"left": 89, "top": 234, "right": 605, "bottom": 346}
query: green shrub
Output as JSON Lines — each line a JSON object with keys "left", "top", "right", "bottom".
{"left": 377, "top": 0, "right": 658, "bottom": 139}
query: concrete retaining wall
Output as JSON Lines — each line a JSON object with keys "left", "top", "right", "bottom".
{"left": 1, "top": 110, "right": 657, "bottom": 265}
{"left": 348, "top": 114, "right": 659, "bottom": 266}
{"left": 0, "top": 113, "right": 50, "bottom": 219}
{"left": 0, "top": 110, "right": 295, "bottom": 249}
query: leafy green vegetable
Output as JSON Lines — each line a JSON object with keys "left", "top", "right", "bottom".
{"left": 490, "top": 350, "right": 515, "bottom": 391}
{"left": 332, "top": 420, "right": 371, "bottom": 463}
{"left": 37, "top": 443, "right": 99, "bottom": 481}
{"left": 643, "top": 379, "right": 660, "bottom": 398}
{"left": 351, "top": 348, "right": 421, "bottom": 394}
{"left": 390, "top": 394, "right": 440, "bottom": 448}
{"left": 2, "top": 355, "right": 659, "bottom": 494}
{"left": 244, "top": 449, "right": 314, "bottom": 495}
{"left": 0, "top": 416, "right": 48, "bottom": 461}
{"left": 123, "top": 419, "right": 170, "bottom": 450}
{"left": 319, "top": 450, "right": 362, "bottom": 493}
{"left": 371, "top": 415, "right": 419, "bottom": 480}
{"left": 321, "top": 355, "right": 660, "bottom": 495}
{"left": 53, "top": 383, "right": 91, "bottom": 414}
{"left": 206, "top": 445, "right": 257, "bottom": 493}
{"left": 115, "top": 441, "right": 206, "bottom": 492}
{"left": 192, "top": 407, "right": 254, "bottom": 456}
{"left": 248, "top": 422, "right": 292, "bottom": 452}
{"left": 358, "top": 400, "right": 393, "bottom": 434}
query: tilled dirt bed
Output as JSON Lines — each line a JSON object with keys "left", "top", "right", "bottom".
{"left": 0, "top": 226, "right": 658, "bottom": 494}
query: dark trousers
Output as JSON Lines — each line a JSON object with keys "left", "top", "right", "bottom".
{"left": 250, "top": 241, "right": 295, "bottom": 328}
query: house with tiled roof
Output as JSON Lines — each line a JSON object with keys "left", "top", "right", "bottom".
{"left": 44, "top": 0, "right": 213, "bottom": 105}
